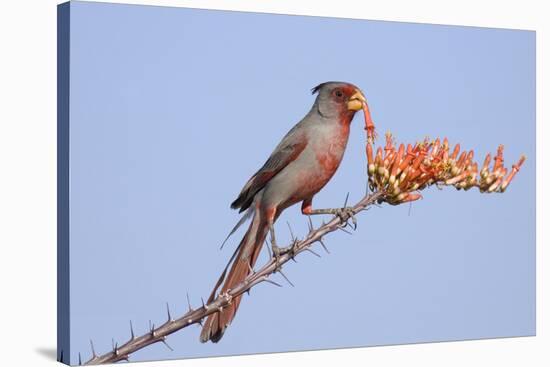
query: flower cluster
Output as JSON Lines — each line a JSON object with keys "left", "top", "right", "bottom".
{"left": 366, "top": 133, "right": 526, "bottom": 205}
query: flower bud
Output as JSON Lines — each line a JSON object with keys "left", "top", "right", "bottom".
{"left": 451, "top": 143, "right": 461, "bottom": 160}
{"left": 366, "top": 143, "right": 374, "bottom": 165}
{"left": 400, "top": 192, "right": 423, "bottom": 203}
{"left": 493, "top": 145, "right": 504, "bottom": 173}
{"left": 431, "top": 138, "right": 441, "bottom": 158}
{"left": 500, "top": 155, "right": 526, "bottom": 192}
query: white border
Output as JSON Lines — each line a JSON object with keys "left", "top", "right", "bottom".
{"left": 0, "top": 0, "right": 547, "bottom": 366}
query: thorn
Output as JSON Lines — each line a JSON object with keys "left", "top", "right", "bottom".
{"left": 278, "top": 269, "right": 295, "bottom": 287}
{"left": 286, "top": 221, "right": 295, "bottom": 241}
{"left": 264, "top": 277, "right": 282, "bottom": 287}
{"left": 163, "top": 302, "right": 171, "bottom": 322}
{"left": 201, "top": 297, "right": 207, "bottom": 309}
{"left": 90, "top": 339, "right": 97, "bottom": 358}
{"left": 78, "top": 352, "right": 82, "bottom": 365}
{"left": 318, "top": 239, "right": 330, "bottom": 254}
{"left": 112, "top": 338, "right": 115, "bottom": 350}
{"left": 161, "top": 338, "right": 174, "bottom": 352}
{"left": 307, "top": 216, "right": 314, "bottom": 232}
{"left": 264, "top": 239, "right": 272, "bottom": 258}
{"left": 338, "top": 226, "right": 353, "bottom": 235}
{"left": 290, "top": 256, "right": 298, "bottom": 263}
{"left": 344, "top": 192, "right": 350, "bottom": 207}
{"left": 113, "top": 341, "right": 119, "bottom": 356}
{"left": 306, "top": 248, "right": 321, "bottom": 258}
{"left": 186, "top": 292, "right": 193, "bottom": 312}
{"left": 129, "top": 320, "right": 135, "bottom": 340}
{"left": 58, "top": 350, "right": 64, "bottom": 363}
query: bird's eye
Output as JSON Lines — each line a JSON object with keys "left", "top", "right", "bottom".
{"left": 335, "top": 90, "right": 343, "bottom": 98}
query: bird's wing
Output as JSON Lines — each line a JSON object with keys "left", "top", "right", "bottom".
{"left": 231, "top": 133, "right": 308, "bottom": 212}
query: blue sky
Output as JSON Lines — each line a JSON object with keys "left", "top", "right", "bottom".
{"left": 66, "top": 1, "right": 535, "bottom": 364}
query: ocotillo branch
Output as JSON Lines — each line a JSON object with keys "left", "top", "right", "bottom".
{"left": 82, "top": 133, "right": 525, "bottom": 365}
{"left": 83, "top": 191, "right": 384, "bottom": 365}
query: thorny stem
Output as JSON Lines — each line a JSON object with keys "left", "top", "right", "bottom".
{"left": 83, "top": 191, "right": 385, "bottom": 365}
{"left": 82, "top": 134, "right": 525, "bottom": 364}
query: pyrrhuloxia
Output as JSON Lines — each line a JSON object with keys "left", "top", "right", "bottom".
{"left": 200, "top": 81, "right": 372, "bottom": 343}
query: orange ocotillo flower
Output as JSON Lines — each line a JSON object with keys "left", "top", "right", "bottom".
{"left": 365, "top": 134, "right": 525, "bottom": 205}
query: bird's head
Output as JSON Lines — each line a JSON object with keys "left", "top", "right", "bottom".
{"left": 311, "top": 81, "right": 372, "bottom": 126}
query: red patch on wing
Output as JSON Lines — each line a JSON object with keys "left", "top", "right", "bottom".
{"left": 248, "top": 138, "right": 309, "bottom": 195}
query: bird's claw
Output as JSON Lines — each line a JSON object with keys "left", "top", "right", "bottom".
{"left": 335, "top": 207, "right": 357, "bottom": 230}
{"left": 271, "top": 241, "right": 294, "bottom": 270}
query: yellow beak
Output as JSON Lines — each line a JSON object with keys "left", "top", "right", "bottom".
{"left": 347, "top": 90, "right": 367, "bottom": 111}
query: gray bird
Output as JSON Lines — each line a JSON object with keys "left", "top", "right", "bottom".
{"left": 200, "top": 81, "right": 371, "bottom": 343}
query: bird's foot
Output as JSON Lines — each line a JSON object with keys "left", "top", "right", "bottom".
{"left": 271, "top": 242, "right": 294, "bottom": 270}
{"left": 304, "top": 205, "right": 357, "bottom": 230}
{"left": 334, "top": 207, "right": 357, "bottom": 229}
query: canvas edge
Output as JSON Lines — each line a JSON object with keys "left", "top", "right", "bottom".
{"left": 57, "top": 1, "right": 71, "bottom": 365}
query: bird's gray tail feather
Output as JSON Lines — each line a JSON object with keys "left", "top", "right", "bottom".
{"left": 219, "top": 206, "right": 254, "bottom": 250}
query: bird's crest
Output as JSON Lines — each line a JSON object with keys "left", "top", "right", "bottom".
{"left": 311, "top": 83, "right": 326, "bottom": 95}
